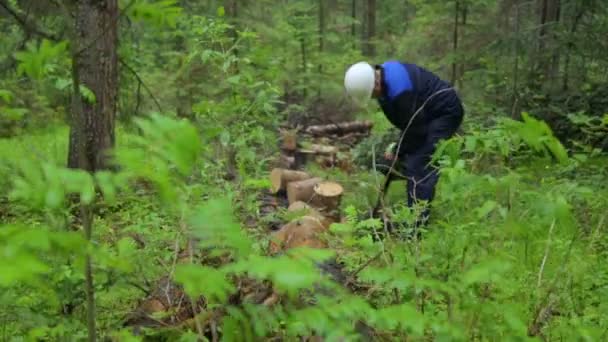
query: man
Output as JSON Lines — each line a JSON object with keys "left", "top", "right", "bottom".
{"left": 344, "top": 60, "right": 464, "bottom": 226}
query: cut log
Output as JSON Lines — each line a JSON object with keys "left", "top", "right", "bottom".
{"left": 268, "top": 215, "right": 328, "bottom": 254}
{"left": 286, "top": 177, "right": 323, "bottom": 205}
{"left": 279, "top": 154, "right": 295, "bottom": 170}
{"left": 299, "top": 144, "right": 338, "bottom": 155}
{"left": 310, "top": 181, "right": 344, "bottom": 221}
{"left": 336, "top": 132, "right": 370, "bottom": 146}
{"left": 270, "top": 168, "right": 311, "bottom": 194}
{"left": 280, "top": 128, "right": 298, "bottom": 151}
{"left": 315, "top": 155, "right": 336, "bottom": 168}
{"left": 288, "top": 200, "right": 315, "bottom": 212}
{"left": 287, "top": 200, "right": 335, "bottom": 228}
{"left": 304, "top": 120, "right": 373, "bottom": 137}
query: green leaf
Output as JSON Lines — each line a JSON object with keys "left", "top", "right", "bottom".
{"left": 462, "top": 258, "right": 511, "bottom": 286}
{"left": 174, "top": 264, "right": 235, "bottom": 302}
{"left": 0, "top": 89, "right": 13, "bottom": 103}
{"left": 79, "top": 85, "right": 97, "bottom": 104}
{"left": 217, "top": 5, "right": 225, "bottom": 17}
{"left": 475, "top": 200, "right": 497, "bottom": 219}
{"left": 126, "top": 0, "right": 183, "bottom": 28}
{"left": 190, "top": 197, "right": 252, "bottom": 258}
{"left": 369, "top": 304, "right": 425, "bottom": 335}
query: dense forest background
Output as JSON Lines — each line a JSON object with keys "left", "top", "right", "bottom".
{"left": 1, "top": 0, "right": 607, "bottom": 341}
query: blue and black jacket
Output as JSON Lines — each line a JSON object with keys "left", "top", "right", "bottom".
{"left": 376, "top": 61, "right": 463, "bottom": 150}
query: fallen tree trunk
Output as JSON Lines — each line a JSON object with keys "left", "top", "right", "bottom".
{"left": 304, "top": 120, "right": 373, "bottom": 136}
{"left": 300, "top": 144, "right": 338, "bottom": 155}
{"left": 270, "top": 168, "right": 311, "bottom": 194}
{"left": 287, "top": 177, "right": 323, "bottom": 205}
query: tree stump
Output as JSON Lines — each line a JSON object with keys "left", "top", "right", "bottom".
{"left": 270, "top": 168, "right": 311, "bottom": 194}
{"left": 280, "top": 128, "right": 298, "bottom": 151}
{"left": 268, "top": 215, "right": 328, "bottom": 254}
{"left": 288, "top": 200, "right": 334, "bottom": 229}
{"left": 286, "top": 177, "right": 323, "bottom": 205}
{"left": 310, "top": 181, "right": 343, "bottom": 221}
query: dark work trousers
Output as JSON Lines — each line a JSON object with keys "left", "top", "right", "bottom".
{"left": 379, "top": 105, "right": 464, "bottom": 226}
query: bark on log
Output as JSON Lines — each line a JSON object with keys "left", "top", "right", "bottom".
{"left": 268, "top": 215, "right": 328, "bottom": 254}
{"left": 304, "top": 120, "right": 373, "bottom": 136}
{"left": 336, "top": 132, "right": 370, "bottom": 146}
{"left": 287, "top": 177, "right": 323, "bottom": 205}
{"left": 279, "top": 154, "right": 295, "bottom": 170}
{"left": 299, "top": 144, "right": 338, "bottom": 155}
{"left": 310, "top": 181, "right": 343, "bottom": 221}
{"left": 270, "top": 168, "right": 311, "bottom": 194}
{"left": 287, "top": 201, "right": 335, "bottom": 228}
{"left": 315, "top": 155, "right": 336, "bottom": 168}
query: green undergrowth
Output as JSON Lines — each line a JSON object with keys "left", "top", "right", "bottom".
{"left": 1, "top": 112, "right": 607, "bottom": 341}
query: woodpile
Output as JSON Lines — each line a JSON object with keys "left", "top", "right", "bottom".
{"left": 269, "top": 120, "right": 371, "bottom": 252}
{"left": 278, "top": 120, "right": 373, "bottom": 171}
{"left": 267, "top": 168, "right": 344, "bottom": 254}
{"left": 125, "top": 121, "right": 367, "bottom": 335}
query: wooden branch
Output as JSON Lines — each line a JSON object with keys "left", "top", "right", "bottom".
{"left": 0, "top": 0, "right": 60, "bottom": 41}
{"left": 119, "top": 57, "right": 164, "bottom": 113}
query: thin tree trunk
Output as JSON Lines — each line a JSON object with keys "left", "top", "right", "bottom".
{"left": 300, "top": 36, "right": 307, "bottom": 98}
{"left": 365, "top": 0, "right": 376, "bottom": 56}
{"left": 67, "top": 0, "right": 118, "bottom": 172}
{"left": 318, "top": 0, "right": 324, "bottom": 97}
{"left": 68, "top": 22, "right": 96, "bottom": 342}
{"left": 511, "top": 3, "right": 520, "bottom": 119}
{"left": 226, "top": 0, "right": 239, "bottom": 75}
{"left": 548, "top": 0, "right": 560, "bottom": 83}
{"left": 458, "top": 2, "right": 467, "bottom": 89}
{"left": 351, "top": 0, "right": 356, "bottom": 39}
{"left": 562, "top": 5, "right": 584, "bottom": 91}
{"left": 538, "top": 0, "right": 548, "bottom": 53}
{"left": 83, "top": 203, "right": 95, "bottom": 342}
{"left": 451, "top": 0, "right": 460, "bottom": 85}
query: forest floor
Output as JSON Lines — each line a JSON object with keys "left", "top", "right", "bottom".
{"left": 1, "top": 116, "right": 608, "bottom": 340}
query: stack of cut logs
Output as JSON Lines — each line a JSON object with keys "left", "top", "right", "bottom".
{"left": 268, "top": 168, "right": 344, "bottom": 254}
{"left": 279, "top": 120, "right": 373, "bottom": 170}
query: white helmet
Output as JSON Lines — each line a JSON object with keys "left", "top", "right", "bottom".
{"left": 344, "top": 61, "right": 375, "bottom": 103}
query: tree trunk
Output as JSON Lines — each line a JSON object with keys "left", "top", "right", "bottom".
{"left": 547, "top": 0, "right": 560, "bottom": 83}
{"left": 538, "top": 0, "right": 548, "bottom": 53}
{"left": 68, "top": 0, "right": 119, "bottom": 172}
{"left": 365, "top": 0, "right": 376, "bottom": 56}
{"left": 562, "top": 4, "right": 584, "bottom": 91}
{"left": 318, "top": 0, "right": 325, "bottom": 97}
{"left": 451, "top": 0, "right": 460, "bottom": 85}
{"left": 300, "top": 36, "right": 307, "bottom": 98}
{"left": 458, "top": 2, "right": 467, "bottom": 89}
{"left": 227, "top": 0, "right": 238, "bottom": 51}
{"left": 351, "top": 0, "right": 356, "bottom": 39}
{"left": 511, "top": 2, "right": 521, "bottom": 119}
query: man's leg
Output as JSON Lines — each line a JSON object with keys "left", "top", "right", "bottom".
{"left": 404, "top": 111, "right": 464, "bottom": 226}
